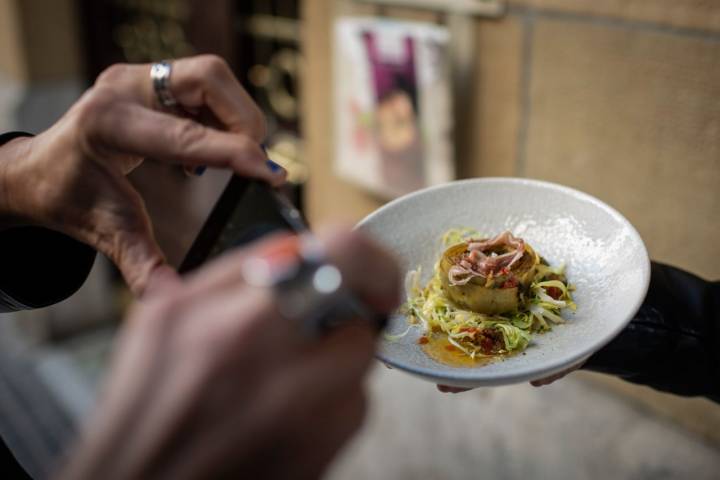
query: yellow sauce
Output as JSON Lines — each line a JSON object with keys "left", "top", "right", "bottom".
{"left": 421, "top": 334, "right": 503, "bottom": 368}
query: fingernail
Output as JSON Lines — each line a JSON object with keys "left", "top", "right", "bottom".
{"left": 266, "top": 159, "right": 285, "bottom": 174}
{"left": 183, "top": 165, "right": 207, "bottom": 177}
{"left": 261, "top": 143, "right": 286, "bottom": 175}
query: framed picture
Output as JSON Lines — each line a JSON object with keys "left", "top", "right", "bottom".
{"left": 334, "top": 17, "right": 454, "bottom": 198}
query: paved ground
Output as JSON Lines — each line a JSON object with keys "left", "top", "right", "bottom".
{"left": 328, "top": 367, "right": 720, "bottom": 480}
{"left": 1, "top": 315, "right": 718, "bottom": 479}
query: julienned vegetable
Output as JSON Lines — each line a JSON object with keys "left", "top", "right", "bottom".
{"left": 400, "top": 228, "right": 576, "bottom": 361}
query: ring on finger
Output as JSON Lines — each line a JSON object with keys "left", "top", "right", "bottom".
{"left": 150, "top": 60, "right": 178, "bottom": 108}
{"left": 240, "top": 235, "right": 386, "bottom": 336}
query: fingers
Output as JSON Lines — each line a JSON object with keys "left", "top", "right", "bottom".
{"left": 181, "top": 228, "right": 400, "bottom": 337}
{"left": 95, "top": 57, "right": 266, "bottom": 141}
{"left": 438, "top": 363, "right": 583, "bottom": 392}
{"left": 68, "top": 60, "right": 285, "bottom": 295}
{"left": 283, "top": 388, "right": 367, "bottom": 480}
{"left": 153, "top": 367, "right": 367, "bottom": 480}
{"left": 90, "top": 102, "right": 284, "bottom": 186}
{"left": 187, "top": 286, "right": 287, "bottom": 355}
{"left": 181, "top": 283, "right": 376, "bottom": 380}
{"left": 530, "top": 361, "right": 585, "bottom": 387}
{"left": 437, "top": 385, "right": 472, "bottom": 394}
{"left": 269, "top": 327, "right": 373, "bottom": 479}
{"left": 105, "top": 229, "right": 167, "bottom": 295}
{"left": 169, "top": 55, "right": 266, "bottom": 140}
{"left": 143, "top": 265, "right": 183, "bottom": 297}
{"left": 90, "top": 59, "right": 284, "bottom": 187}
{"left": 319, "top": 227, "right": 402, "bottom": 314}
{"left": 60, "top": 171, "right": 169, "bottom": 295}
{"left": 293, "top": 322, "right": 377, "bottom": 390}
{"left": 180, "top": 232, "right": 298, "bottom": 297}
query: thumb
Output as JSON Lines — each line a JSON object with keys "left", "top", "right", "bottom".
{"left": 143, "top": 263, "right": 182, "bottom": 297}
{"left": 85, "top": 176, "right": 172, "bottom": 295}
{"left": 105, "top": 227, "right": 169, "bottom": 295}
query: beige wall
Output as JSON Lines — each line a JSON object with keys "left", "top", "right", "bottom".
{"left": 513, "top": 0, "right": 720, "bottom": 32}
{"left": 301, "top": 0, "right": 720, "bottom": 444}
{"left": 525, "top": 17, "right": 720, "bottom": 277}
{"left": 302, "top": 0, "right": 720, "bottom": 278}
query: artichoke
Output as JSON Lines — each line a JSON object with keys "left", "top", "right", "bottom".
{"left": 439, "top": 233, "right": 539, "bottom": 314}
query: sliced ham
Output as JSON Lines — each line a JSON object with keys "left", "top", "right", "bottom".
{"left": 448, "top": 231, "right": 525, "bottom": 286}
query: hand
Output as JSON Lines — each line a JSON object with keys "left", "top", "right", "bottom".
{"left": 528, "top": 361, "right": 585, "bottom": 387}
{"left": 436, "top": 361, "right": 585, "bottom": 393}
{"left": 57, "top": 228, "right": 401, "bottom": 480}
{"left": 0, "top": 55, "right": 285, "bottom": 293}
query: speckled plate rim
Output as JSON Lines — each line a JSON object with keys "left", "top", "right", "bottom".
{"left": 357, "top": 177, "right": 651, "bottom": 386}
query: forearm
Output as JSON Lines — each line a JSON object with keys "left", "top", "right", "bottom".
{"left": 583, "top": 261, "right": 720, "bottom": 403}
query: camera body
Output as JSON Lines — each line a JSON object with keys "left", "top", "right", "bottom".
{"left": 180, "top": 176, "right": 300, "bottom": 273}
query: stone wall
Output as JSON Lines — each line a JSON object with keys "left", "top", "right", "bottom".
{"left": 301, "top": 0, "right": 720, "bottom": 444}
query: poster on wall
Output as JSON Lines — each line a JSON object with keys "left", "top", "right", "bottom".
{"left": 333, "top": 17, "right": 453, "bottom": 199}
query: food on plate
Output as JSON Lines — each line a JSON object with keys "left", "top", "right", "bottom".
{"left": 399, "top": 228, "right": 575, "bottom": 366}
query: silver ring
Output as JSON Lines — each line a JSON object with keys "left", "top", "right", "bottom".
{"left": 240, "top": 237, "right": 383, "bottom": 336}
{"left": 150, "top": 61, "right": 178, "bottom": 108}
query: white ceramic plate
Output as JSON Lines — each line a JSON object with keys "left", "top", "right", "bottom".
{"left": 357, "top": 178, "right": 650, "bottom": 387}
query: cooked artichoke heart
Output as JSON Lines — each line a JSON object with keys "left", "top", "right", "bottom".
{"left": 439, "top": 241, "right": 539, "bottom": 314}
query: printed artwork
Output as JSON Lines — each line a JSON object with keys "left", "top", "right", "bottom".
{"left": 334, "top": 18, "right": 453, "bottom": 198}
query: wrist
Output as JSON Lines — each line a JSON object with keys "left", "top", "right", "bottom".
{"left": 0, "top": 134, "right": 35, "bottom": 229}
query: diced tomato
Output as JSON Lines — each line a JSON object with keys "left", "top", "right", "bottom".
{"left": 479, "top": 337, "right": 493, "bottom": 353}
{"left": 546, "top": 286, "right": 562, "bottom": 299}
{"left": 480, "top": 330, "right": 503, "bottom": 353}
{"left": 445, "top": 345, "right": 457, "bottom": 352}
{"left": 418, "top": 336, "right": 429, "bottom": 345}
{"left": 502, "top": 276, "right": 518, "bottom": 288}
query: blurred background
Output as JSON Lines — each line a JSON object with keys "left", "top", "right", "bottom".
{"left": 0, "top": 0, "right": 718, "bottom": 478}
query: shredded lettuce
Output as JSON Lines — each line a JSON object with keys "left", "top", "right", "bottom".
{"left": 441, "top": 227, "right": 481, "bottom": 247}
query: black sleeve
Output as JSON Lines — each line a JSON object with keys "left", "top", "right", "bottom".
{"left": 0, "top": 131, "right": 97, "bottom": 312}
{"left": 582, "top": 261, "right": 720, "bottom": 403}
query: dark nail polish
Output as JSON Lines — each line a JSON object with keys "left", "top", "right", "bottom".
{"left": 183, "top": 165, "right": 206, "bottom": 177}
{"left": 266, "top": 159, "right": 285, "bottom": 174}
{"left": 261, "top": 144, "right": 285, "bottom": 175}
